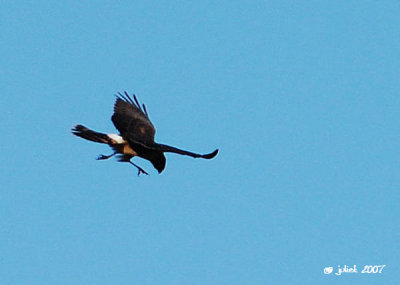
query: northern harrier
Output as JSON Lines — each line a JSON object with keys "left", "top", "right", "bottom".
{"left": 72, "top": 92, "right": 218, "bottom": 175}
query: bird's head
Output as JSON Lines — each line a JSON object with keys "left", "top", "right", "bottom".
{"left": 151, "top": 153, "right": 166, "bottom": 174}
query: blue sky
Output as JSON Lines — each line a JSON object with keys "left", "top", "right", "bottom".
{"left": 1, "top": 1, "right": 399, "bottom": 284}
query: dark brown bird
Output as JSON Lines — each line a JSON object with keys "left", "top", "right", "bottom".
{"left": 72, "top": 92, "right": 218, "bottom": 175}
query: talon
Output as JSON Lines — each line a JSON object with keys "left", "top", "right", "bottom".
{"left": 97, "top": 152, "right": 116, "bottom": 160}
{"left": 137, "top": 168, "right": 149, "bottom": 176}
{"left": 128, "top": 161, "right": 148, "bottom": 176}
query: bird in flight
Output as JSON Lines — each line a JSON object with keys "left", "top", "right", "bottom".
{"left": 72, "top": 92, "right": 218, "bottom": 175}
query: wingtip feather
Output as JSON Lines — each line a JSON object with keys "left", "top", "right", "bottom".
{"left": 202, "top": 149, "right": 219, "bottom": 159}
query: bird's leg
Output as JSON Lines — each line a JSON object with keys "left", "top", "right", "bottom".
{"left": 129, "top": 161, "right": 149, "bottom": 176}
{"left": 96, "top": 152, "right": 117, "bottom": 160}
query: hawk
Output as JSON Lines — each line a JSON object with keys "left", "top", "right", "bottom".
{"left": 72, "top": 92, "right": 218, "bottom": 175}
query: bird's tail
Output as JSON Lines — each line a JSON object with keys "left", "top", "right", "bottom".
{"left": 71, "top": 125, "right": 111, "bottom": 144}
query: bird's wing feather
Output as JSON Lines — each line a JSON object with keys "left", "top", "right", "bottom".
{"left": 152, "top": 143, "right": 219, "bottom": 159}
{"left": 111, "top": 92, "right": 156, "bottom": 143}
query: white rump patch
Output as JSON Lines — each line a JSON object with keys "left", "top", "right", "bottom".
{"left": 107, "top": 134, "right": 125, "bottom": 144}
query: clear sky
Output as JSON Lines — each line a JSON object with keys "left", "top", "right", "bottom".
{"left": 1, "top": 1, "right": 399, "bottom": 284}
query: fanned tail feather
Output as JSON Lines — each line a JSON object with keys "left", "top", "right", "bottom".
{"left": 71, "top": 125, "right": 111, "bottom": 144}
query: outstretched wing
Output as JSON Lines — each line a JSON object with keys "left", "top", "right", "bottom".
{"left": 111, "top": 92, "right": 156, "bottom": 144}
{"left": 154, "top": 143, "right": 219, "bottom": 159}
